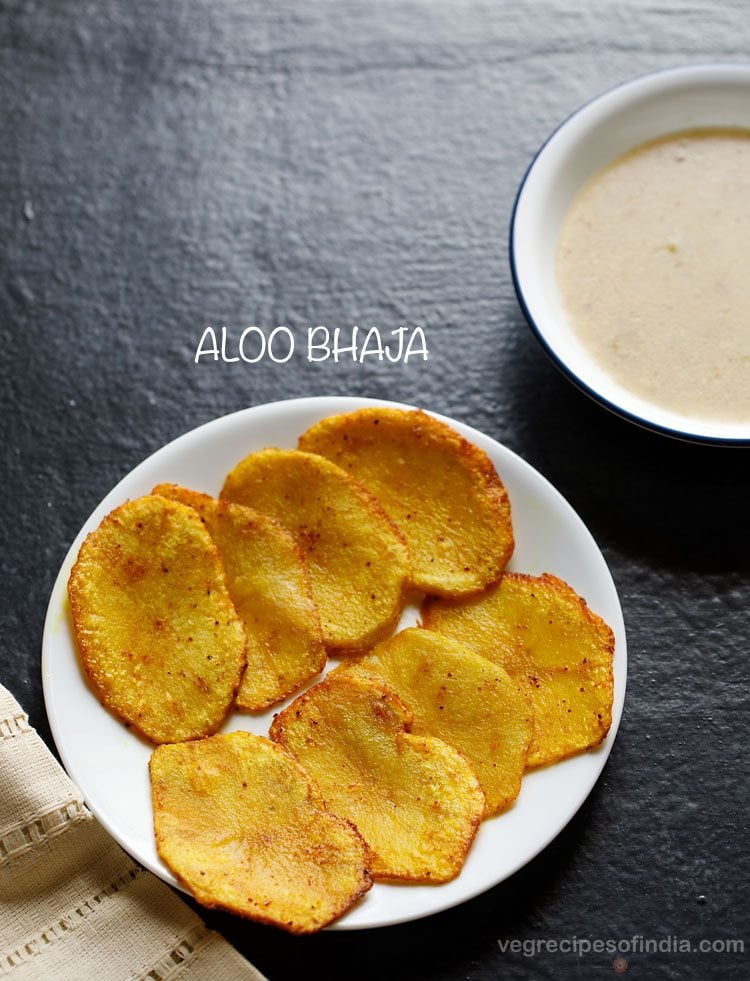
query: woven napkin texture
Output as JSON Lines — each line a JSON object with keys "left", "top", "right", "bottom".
{"left": 0, "top": 685, "right": 266, "bottom": 981}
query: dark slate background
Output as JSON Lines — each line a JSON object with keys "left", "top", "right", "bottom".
{"left": 2, "top": 1, "right": 748, "bottom": 978}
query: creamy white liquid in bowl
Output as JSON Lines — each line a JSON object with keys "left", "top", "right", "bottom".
{"left": 557, "top": 129, "right": 750, "bottom": 424}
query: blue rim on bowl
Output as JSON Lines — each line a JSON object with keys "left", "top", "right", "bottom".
{"left": 509, "top": 64, "right": 750, "bottom": 446}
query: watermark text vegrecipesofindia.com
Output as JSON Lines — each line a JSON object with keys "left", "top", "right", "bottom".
{"left": 497, "top": 935, "right": 745, "bottom": 959}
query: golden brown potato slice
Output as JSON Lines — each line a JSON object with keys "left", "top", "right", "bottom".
{"left": 338, "top": 628, "right": 531, "bottom": 815}
{"left": 298, "top": 408, "right": 514, "bottom": 597}
{"left": 423, "top": 573, "right": 615, "bottom": 767}
{"left": 68, "top": 496, "right": 246, "bottom": 743}
{"left": 220, "top": 449, "right": 409, "bottom": 654}
{"left": 270, "top": 674, "right": 484, "bottom": 882}
{"left": 150, "top": 731, "right": 372, "bottom": 934}
{"left": 152, "top": 484, "right": 325, "bottom": 710}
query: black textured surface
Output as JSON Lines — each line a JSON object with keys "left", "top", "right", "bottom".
{"left": 2, "top": 1, "right": 749, "bottom": 978}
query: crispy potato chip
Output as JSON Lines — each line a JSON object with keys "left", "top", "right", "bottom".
{"left": 298, "top": 408, "right": 514, "bottom": 597}
{"left": 338, "top": 628, "right": 531, "bottom": 815}
{"left": 68, "top": 496, "right": 246, "bottom": 743}
{"left": 152, "top": 484, "right": 325, "bottom": 710}
{"left": 423, "top": 573, "right": 615, "bottom": 767}
{"left": 270, "top": 674, "right": 485, "bottom": 882}
{"left": 150, "top": 731, "right": 372, "bottom": 933}
{"left": 220, "top": 449, "right": 409, "bottom": 654}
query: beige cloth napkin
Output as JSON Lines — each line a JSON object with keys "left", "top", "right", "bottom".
{"left": 0, "top": 685, "right": 266, "bottom": 981}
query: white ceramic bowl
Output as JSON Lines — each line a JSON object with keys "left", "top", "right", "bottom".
{"left": 510, "top": 64, "right": 750, "bottom": 445}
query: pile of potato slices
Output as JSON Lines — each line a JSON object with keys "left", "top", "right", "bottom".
{"left": 68, "top": 407, "right": 614, "bottom": 933}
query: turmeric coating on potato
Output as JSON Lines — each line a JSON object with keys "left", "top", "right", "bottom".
{"left": 270, "top": 673, "right": 485, "bottom": 883}
{"left": 153, "top": 484, "right": 325, "bottom": 710}
{"left": 338, "top": 628, "right": 532, "bottom": 816}
{"left": 221, "top": 448, "right": 409, "bottom": 654}
{"left": 423, "top": 573, "right": 614, "bottom": 767}
{"left": 150, "top": 731, "right": 372, "bottom": 934}
{"left": 68, "top": 495, "right": 246, "bottom": 743}
{"left": 298, "top": 408, "right": 514, "bottom": 597}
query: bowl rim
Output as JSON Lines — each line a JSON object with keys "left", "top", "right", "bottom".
{"left": 509, "top": 63, "right": 750, "bottom": 447}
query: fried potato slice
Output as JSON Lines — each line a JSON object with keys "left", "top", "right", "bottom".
{"left": 270, "top": 674, "right": 484, "bottom": 882}
{"left": 150, "top": 731, "right": 372, "bottom": 933}
{"left": 152, "top": 484, "right": 325, "bottom": 710}
{"left": 298, "top": 408, "right": 514, "bottom": 597}
{"left": 423, "top": 573, "right": 615, "bottom": 767}
{"left": 68, "top": 495, "right": 246, "bottom": 743}
{"left": 337, "top": 628, "right": 531, "bottom": 816}
{"left": 220, "top": 449, "right": 409, "bottom": 654}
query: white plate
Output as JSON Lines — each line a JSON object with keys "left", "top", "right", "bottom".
{"left": 42, "top": 396, "right": 627, "bottom": 930}
{"left": 511, "top": 63, "right": 750, "bottom": 445}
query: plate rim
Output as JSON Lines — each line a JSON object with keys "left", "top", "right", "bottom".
{"left": 42, "top": 395, "right": 627, "bottom": 930}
